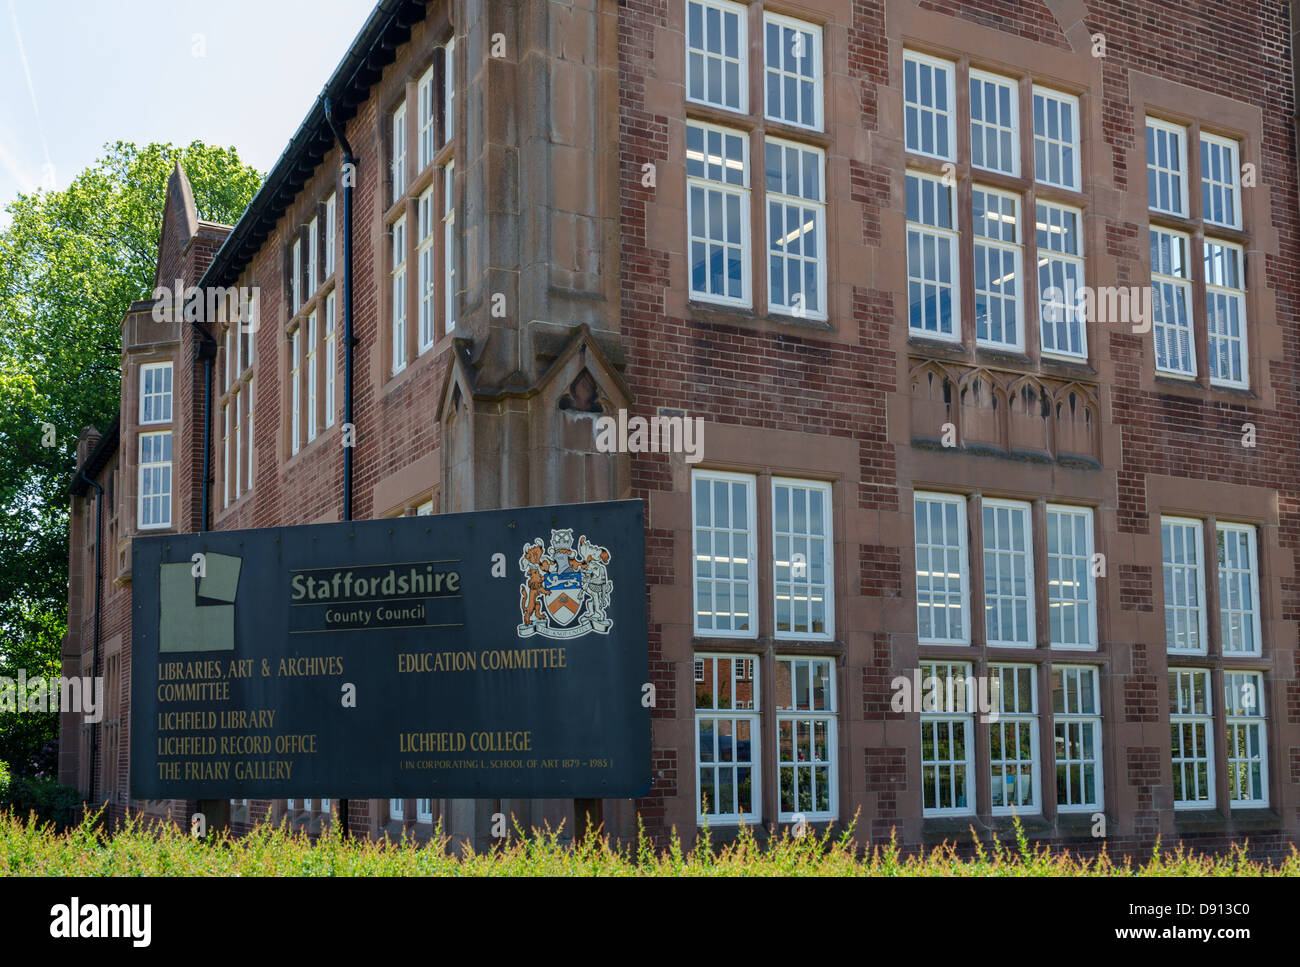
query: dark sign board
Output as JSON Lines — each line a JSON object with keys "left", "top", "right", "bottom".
{"left": 130, "top": 500, "right": 650, "bottom": 800}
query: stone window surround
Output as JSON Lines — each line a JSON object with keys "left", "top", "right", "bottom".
{"left": 118, "top": 354, "right": 175, "bottom": 538}
{"left": 378, "top": 24, "right": 457, "bottom": 398}
{"left": 278, "top": 184, "right": 342, "bottom": 471}
{"left": 887, "top": 8, "right": 1280, "bottom": 414}
{"left": 648, "top": 419, "right": 854, "bottom": 830}
{"left": 1133, "top": 74, "right": 1272, "bottom": 403}
{"left": 1146, "top": 476, "right": 1279, "bottom": 818}
{"left": 904, "top": 479, "right": 1112, "bottom": 823}
{"left": 215, "top": 285, "right": 257, "bottom": 512}
{"left": 901, "top": 43, "right": 1096, "bottom": 373}
{"left": 660, "top": 0, "right": 849, "bottom": 343}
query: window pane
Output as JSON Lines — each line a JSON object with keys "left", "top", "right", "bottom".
{"left": 688, "top": 1, "right": 746, "bottom": 112}
{"left": 1162, "top": 520, "right": 1204, "bottom": 653}
{"left": 1033, "top": 89, "right": 1079, "bottom": 189}
{"left": 983, "top": 502, "right": 1033, "bottom": 646}
{"left": 904, "top": 53, "right": 955, "bottom": 161}
{"left": 694, "top": 473, "right": 755, "bottom": 634}
{"left": 970, "top": 72, "right": 1018, "bottom": 175}
{"left": 915, "top": 494, "right": 967, "bottom": 642}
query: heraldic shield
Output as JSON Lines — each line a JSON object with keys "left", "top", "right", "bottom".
{"left": 518, "top": 528, "right": 614, "bottom": 639}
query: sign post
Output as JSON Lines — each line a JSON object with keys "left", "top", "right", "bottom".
{"left": 130, "top": 500, "right": 650, "bottom": 823}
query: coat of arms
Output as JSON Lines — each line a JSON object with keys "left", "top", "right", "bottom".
{"left": 518, "top": 529, "right": 613, "bottom": 639}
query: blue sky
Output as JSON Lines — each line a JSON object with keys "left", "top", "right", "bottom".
{"left": 0, "top": 0, "right": 376, "bottom": 226}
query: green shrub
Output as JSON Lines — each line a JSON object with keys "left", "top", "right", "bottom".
{"left": 0, "top": 776, "right": 82, "bottom": 832}
{"left": 0, "top": 810, "right": 1296, "bottom": 876}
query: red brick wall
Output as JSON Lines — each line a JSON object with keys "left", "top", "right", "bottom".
{"left": 63, "top": 0, "right": 1300, "bottom": 858}
{"left": 618, "top": 0, "right": 1300, "bottom": 857}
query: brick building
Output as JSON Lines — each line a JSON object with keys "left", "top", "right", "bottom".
{"left": 63, "top": 0, "right": 1300, "bottom": 856}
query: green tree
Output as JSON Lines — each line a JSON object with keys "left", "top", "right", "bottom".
{"left": 0, "top": 141, "right": 262, "bottom": 775}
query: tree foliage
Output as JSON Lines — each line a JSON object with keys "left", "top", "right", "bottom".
{"left": 0, "top": 141, "right": 262, "bottom": 774}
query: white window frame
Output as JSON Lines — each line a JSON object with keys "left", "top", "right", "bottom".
{"left": 389, "top": 798, "right": 404, "bottom": 821}
{"left": 762, "top": 12, "right": 823, "bottom": 131}
{"left": 443, "top": 38, "right": 455, "bottom": 147}
{"left": 686, "top": 121, "right": 752, "bottom": 308}
{"left": 1036, "top": 200, "right": 1087, "bottom": 359}
{"left": 392, "top": 100, "right": 408, "bottom": 198}
{"left": 695, "top": 654, "right": 761, "bottom": 824}
{"left": 244, "top": 291, "right": 257, "bottom": 370}
{"left": 221, "top": 402, "right": 230, "bottom": 510}
{"left": 231, "top": 303, "right": 242, "bottom": 379}
{"left": 391, "top": 215, "right": 407, "bottom": 375}
{"left": 920, "top": 660, "right": 975, "bottom": 816}
{"left": 305, "top": 311, "right": 317, "bottom": 443}
{"left": 443, "top": 161, "right": 455, "bottom": 334}
{"left": 686, "top": 0, "right": 748, "bottom": 114}
{"left": 1052, "top": 664, "right": 1103, "bottom": 812}
{"left": 1224, "top": 671, "right": 1268, "bottom": 807}
{"left": 1169, "top": 668, "right": 1215, "bottom": 809}
{"left": 224, "top": 325, "right": 233, "bottom": 393}
{"left": 989, "top": 664, "right": 1040, "bottom": 815}
{"left": 291, "top": 238, "right": 302, "bottom": 316}
{"left": 231, "top": 387, "right": 241, "bottom": 501}
{"left": 324, "top": 292, "right": 336, "bottom": 429}
{"left": 765, "top": 138, "right": 827, "bottom": 321}
{"left": 1031, "top": 86, "right": 1081, "bottom": 190}
{"left": 418, "top": 63, "right": 436, "bottom": 170}
{"left": 1200, "top": 132, "right": 1242, "bottom": 230}
{"left": 1046, "top": 504, "right": 1097, "bottom": 650}
{"left": 1216, "top": 522, "right": 1261, "bottom": 656}
{"left": 906, "top": 170, "right": 960, "bottom": 342}
{"left": 307, "top": 215, "right": 318, "bottom": 294}
{"left": 775, "top": 657, "right": 837, "bottom": 822}
{"left": 969, "top": 69, "right": 1019, "bottom": 177}
{"left": 290, "top": 327, "right": 301, "bottom": 456}
{"left": 139, "top": 361, "right": 173, "bottom": 425}
{"left": 972, "top": 186, "right": 1024, "bottom": 352}
{"left": 771, "top": 477, "right": 833, "bottom": 640}
{"left": 691, "top": 469, "right": 758, "bottom": 638}
{"left": 417, "top": 186, "right": 437, "bottom": 352}
{"left": 1204, "top": 238, "right": 1248, "bottom": 389}
{"left": 914, "top": 492, "right": 970, "bottom": 645}
{"left": 1150, "top": 227, "right": 1196, "bottom": 376}
{"left": 982, "top": 498, "right": 1035, "bottom": 648}
{"left": 1146, "top": 117, "right": 1189, "bottom": 217}
{"left": 1161, "top": 516, "right": 1207, "bottom": 655}
{"left": 416, "top": 798, "right": 434, "bottom": 823}
{"left": 244, "top": 378, "right": 253, "bottom": 493}
{"left": 138, "top": 431, "right": 172, "bottom": 530}
{"left": 325, "top": 193, "right": 336, "bottom": 278}
{"left": 903, "top": 50, "right": 956, "bottom": 161}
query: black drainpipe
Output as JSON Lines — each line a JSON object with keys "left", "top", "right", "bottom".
{"left": 190, "top": 314, "right": 217, "bottom": 533}
{"left": 188, "top": 303, "right": 220, "bottom": 835}
{"left": 324, "top": 96, "right": 356, "bottom": 839}
{"left": 79, "top": 473, "right": 103, "bottom": 809}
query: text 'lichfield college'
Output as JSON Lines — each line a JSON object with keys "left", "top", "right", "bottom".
{"left": 63, "top": 0, "right": 1300, "bottom": 855}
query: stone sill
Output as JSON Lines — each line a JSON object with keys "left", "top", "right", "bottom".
{"left": 1173, "top": 808, "right": 1283, "bottom": 832}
